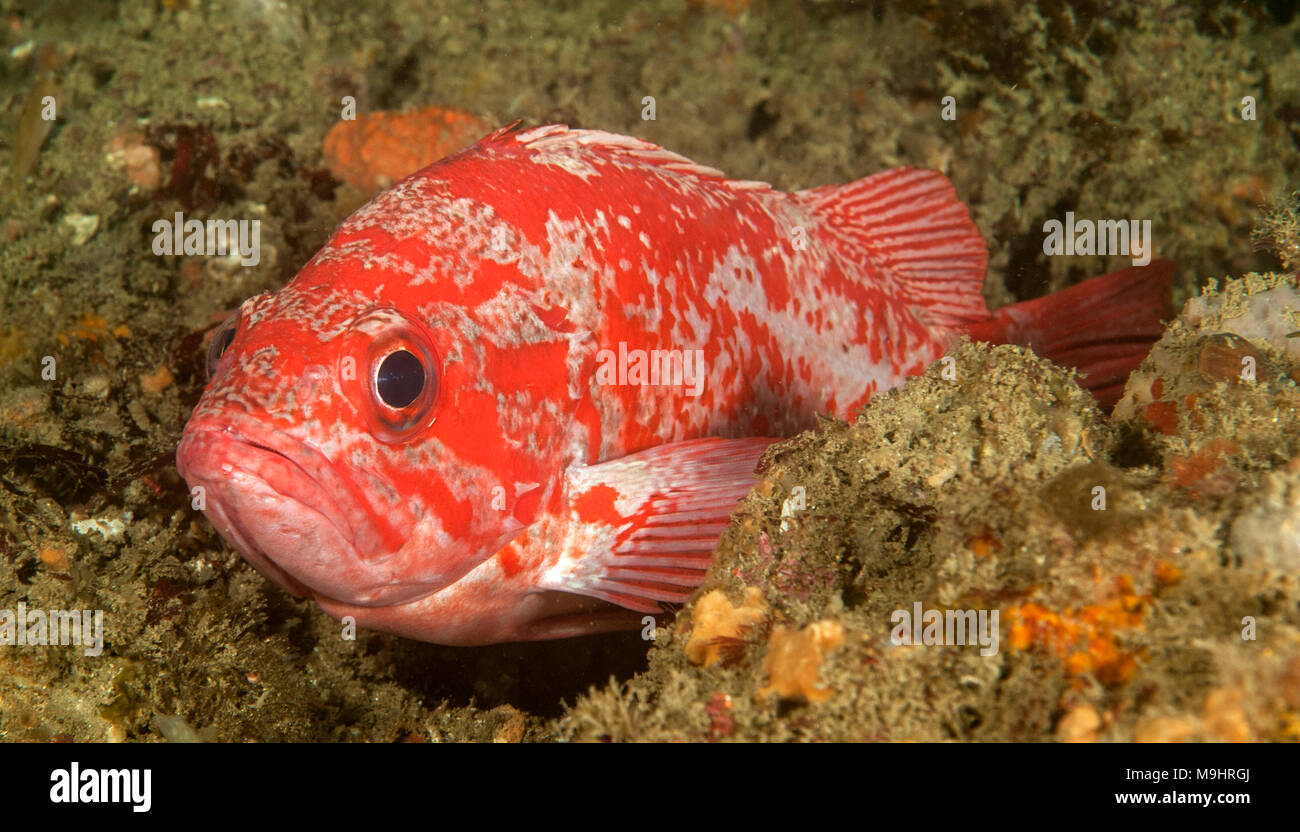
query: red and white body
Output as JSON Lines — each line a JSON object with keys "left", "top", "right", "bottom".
{"left": 177, "top": 125, "right": 1170, "bottom": 645}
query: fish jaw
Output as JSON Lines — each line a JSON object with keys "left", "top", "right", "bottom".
{"left": 176, "top": 419, "right": 442, "bottom": 608}
{"left": 313, "top": 580, "right": 647, "bottom": 646}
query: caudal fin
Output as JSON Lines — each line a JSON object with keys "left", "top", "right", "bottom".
{"left": 963, "top": 261, "right": 1175, "bottom": 409}
{"left": 796, "top": 167, "right": 990, "bottom": 328}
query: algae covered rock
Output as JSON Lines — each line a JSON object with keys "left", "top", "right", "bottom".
{"left": 563, "top": 327, "right": 1300, "bottom": 741}
{"left": 1114, "top": 272, "right": 1300, "bottom": 566}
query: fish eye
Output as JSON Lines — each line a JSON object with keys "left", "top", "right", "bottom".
{"left": 206, "top": 315, "right": 240, "bottom": 378}
{"left": 343, "top": 308, "right": 442, "bottom": 444}
{"left": 374, "top": 349, "right": 425, "bottom": 409}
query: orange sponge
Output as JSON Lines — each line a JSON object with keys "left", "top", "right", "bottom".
{"left": 322, "top": 107, "right": 492, "bottom": 192}
{"left": 758, "top": 620, "right": 845, "bottom": 703}
{"left": 685, "top": 588, "right": 767, "bottom": 666}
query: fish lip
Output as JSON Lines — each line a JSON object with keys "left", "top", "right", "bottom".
{"left": 177, "top": 415, "right": 397, "bottom": 567}
{"left": 200, "top": 485, "right": 313, "bottom": 597}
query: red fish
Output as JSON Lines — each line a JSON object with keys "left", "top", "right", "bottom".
{"left": 176, "top": 124, "right": 1171, "bottom": 645}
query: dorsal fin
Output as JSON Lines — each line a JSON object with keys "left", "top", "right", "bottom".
{"left": 796, "top": 167, "right": 989, "bottom": 328}
{"left": 481, "top": 128, "right": 989, "bottom": 328}
{"left": 488, "top": 123, "right": 777, "bottom": 195}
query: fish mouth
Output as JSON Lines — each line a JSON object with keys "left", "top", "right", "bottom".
{"left": 195, "top": 476, "right": 313, "bottom": 598}
{"left": 176, "top": 416, "right": 416, "bottom": 606}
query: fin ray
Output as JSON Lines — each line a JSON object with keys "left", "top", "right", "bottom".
{"left": 961, "top": 261, "right": 1175, "bottom": 410}
{"left": 539, "top": 436, "right": 778, "bottom": 612}
{"left": 796, "top": 166, "right": 989, "bottom": 328}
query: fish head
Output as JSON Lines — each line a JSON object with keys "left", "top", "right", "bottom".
{"left": 176, "top": 275, "right": 570, "bottom": 610}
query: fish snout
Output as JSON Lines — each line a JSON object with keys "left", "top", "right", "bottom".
{"left": 175, "top": 413, "right": 433, "bottom": 606}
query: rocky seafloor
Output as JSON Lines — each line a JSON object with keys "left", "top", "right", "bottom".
{"left": 1, "top": 0, "right": 1299, "bottom": 741}
{"left": 562, "top": 271, "right": 1300, "bottom": 741}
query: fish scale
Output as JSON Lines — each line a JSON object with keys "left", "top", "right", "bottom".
{"left": 177, "top": 123, "right": 1172, "bottom": 645}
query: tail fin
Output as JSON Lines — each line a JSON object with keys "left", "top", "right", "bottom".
{"left": 796, "top": 167, "right": 990, "bottom": 328}
{"left": 962, "top": 261, "right": 1175, "bottom": 409}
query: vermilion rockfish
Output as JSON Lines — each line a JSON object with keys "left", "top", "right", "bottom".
{"left": 176, "top": 124, "right": 1171, "bottom": 645}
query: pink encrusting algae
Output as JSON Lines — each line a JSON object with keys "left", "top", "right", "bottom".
{"left": 176, "top": 124, "right": 1172, "bottom": 645}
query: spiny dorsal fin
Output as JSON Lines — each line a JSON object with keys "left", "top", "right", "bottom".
{"left": 490, "top": 124, "right": 777, "bottom": 195}
{"left": 796, "top": 166, "right": 989, "bottom": 328}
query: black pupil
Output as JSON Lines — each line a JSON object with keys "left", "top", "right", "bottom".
{"left": 376, "top": 350, "right": 424, "bottom": 409}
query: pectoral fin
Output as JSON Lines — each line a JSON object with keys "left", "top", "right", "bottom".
{"left": 538, "top": 436, "right": 779, "bottom": 613}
